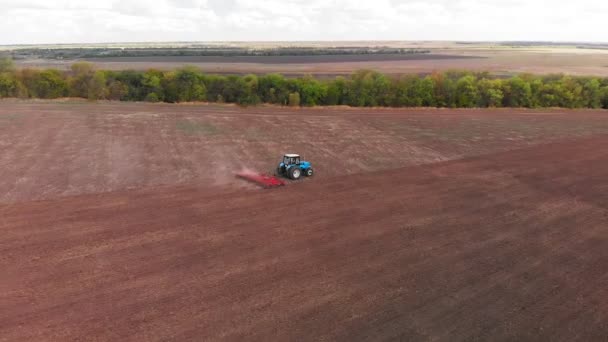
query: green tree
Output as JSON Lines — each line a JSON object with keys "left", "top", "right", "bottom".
{"left": 142, "top": 69, "right": 164, "bottom": 101}
{"left": 145, "top": 92, "right": 160, "bottom": 102}
{"left": 371, "top": 72, "right": 393, "bottom": 106}
{"left": 171, "top": 67, "right": 206, "bottom": 102}
{"left": 582, "top": 78, "right": 602, "bottom": 108}
{"left": 237, "top": 74, "right": 260, "bottom": 105}
{"left": 429, "top": 71, "right": 457, "bottom": 107}
{"left": 114, "top": 70, "right": 146, "bottom": 101}
{"left": 537, "top": 80, "right": 560, "bottom": 107}
{"left": 345, "top": 70, "right": 391, "bottom": 107}
{"left": 288, "top": 92, "right": 301, "bottom": 107}
{"left": 478, "top": 78, "right": 504, "bottom": 107}
{"left": 393, "top": 76, "right": 417, "bottom": 107}
{"left": 19, "top": 69, "right": 69, "bottom": 99}
{"left": 258, "top": 73, "right": 289, "bottom": 104}
{"left": 0, "top": 56, "right": 15, "bottom": 73}
{"left": 529, "top": 78, "right": 545, "bottom": 108}
{"left": 601, "top": 86, "right": 608, "bottom": 109}
{"left": 161, "top": 71, "right": 178, "bottom": 103}
{"left": 201, "top": 75, "right": 225, "bottom": 102}
{"left": 325, "top": 76, "right": 348, "bottom": 105}
{"left": 418, "top": 77, "right": 436, "bottom": 107}
{"left": 295, "top": 75, "right": 327, "bottom": 106}
{"left": 3, "top": 66, "right": 605, "bottom": 109}
{"left": 0, "top": 72, "right": 18, "bottom": 97}
{"left": 537, "top": 76, "right": 584, "bottom": 108}
{"left": 393, "top": 75, "right": 436, "bottom": 107}
{"left": 220, "top": 75, "right": 242, "bottom": 103}
{"left": 504, "top": 77, "right": 532, "bottom": 107}
{"left": 34, "top": 69, "right": 68, "bottom": 98}
{"left": 345, "top": 70, "right": 370, "bottom": 106}
{"left": 557, "top": 76, "right": 584, "bottom": 108}
{"left": 455, "top": 75, "right": 480, "bottom": 108}
{"left": 87, "top": 71, "right": 108, "bottom": 100}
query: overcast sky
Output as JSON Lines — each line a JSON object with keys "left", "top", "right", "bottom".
{"left": 0, "top": 0, "right": 606, "bottom": 44}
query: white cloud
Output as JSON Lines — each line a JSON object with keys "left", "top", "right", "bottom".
{"left": 0, "top": 0, "right": 605, "bottom": 44}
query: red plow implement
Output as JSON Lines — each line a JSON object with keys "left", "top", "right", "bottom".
{"left": 236, "top": 171, "right": 286, "bottom": 189}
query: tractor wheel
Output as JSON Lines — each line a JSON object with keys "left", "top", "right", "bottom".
{"left": 305, "top": 168, "right": 314, "bottom": 177}
{"left": 289, "top": 167, "right": 302, "bottom": 180}
{"left": 276, "top": 167, "right": 283, "bottom": 176}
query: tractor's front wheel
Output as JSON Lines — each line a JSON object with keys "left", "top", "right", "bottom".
{"left": 276, "top": 167, "right": 283, "bottom": 176}
{"left": 289, "top": 167, "right": 302, "bottom": 180}
{"left": 305, "top": 168, "right": 314, "bottom": 177}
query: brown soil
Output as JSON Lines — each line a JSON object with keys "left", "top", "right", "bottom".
{"left": 1, "top": 135, "right": 608, "bottom": 341}
{"left": 1, "top": 101, "right": 608, "bottom": 340}
{"left": 1, "top": 101, "right": 608, "bottom": 203}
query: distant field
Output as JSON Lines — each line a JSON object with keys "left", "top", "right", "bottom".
{"left": 13, "top": 50, "right": 608, "bottom": 77}
{"left": 83, "top": 53, "right": 476, "bottom": 64}
{"left": 6, "top": 41, "right": 608, "bottom": 76}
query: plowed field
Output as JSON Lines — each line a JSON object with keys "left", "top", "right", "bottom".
{"left": 1, "top": 101, "right": 607, "bottom": 341}
{"left": 2, "top": 101, "right": 608, "bottom": 203}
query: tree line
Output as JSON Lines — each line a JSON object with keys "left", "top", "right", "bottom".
{"left": 10, "top": 47, "right": 429, "bottom": 60}
{"left": 1, "top": 59, "right": 608, "bottom": 109}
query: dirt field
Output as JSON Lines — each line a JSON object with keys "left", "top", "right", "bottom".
{"left": 84, "top": 54, "right": 478, "bottom": 65}
{"left": 1, "top": 102, "right": 608, "bottom": 340}
{"left": 2, "top": 130, "right": 608, "bottom": 340}
{"left": 2, "top": 101, "right": 608, "bottom": 203}
{"left": 13, "top": 46, "right": 608, "bottom": 77}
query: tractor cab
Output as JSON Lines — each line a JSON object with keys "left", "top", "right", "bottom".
{"left": 277, "top": 153, "right": 314, "bottom": 180}
{"left": 283, "top": 154, "right": 300, "bottom": 166}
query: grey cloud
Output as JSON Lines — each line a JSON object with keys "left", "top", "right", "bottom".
{"left": 207, "top": 0, "right": 236, "bottom": 16}
{"left": 0, "top": 0, "right": 606, "bottom": 44}
{"left": 167, "top": 0, "right": 206, "bottom": 9}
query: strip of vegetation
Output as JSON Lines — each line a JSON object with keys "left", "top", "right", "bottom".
{"left": 499, "top": 41, "right": 608, "bottom": 48}
{"left": 0, "top": 58, "right": 607, "bottom": 109}
{"left": 8, "top": 47, "right": 430, "bottom": 60}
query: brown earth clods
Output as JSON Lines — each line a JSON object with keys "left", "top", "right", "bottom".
{"left": 1, "top": 102, "right": 608, "bottom": 341}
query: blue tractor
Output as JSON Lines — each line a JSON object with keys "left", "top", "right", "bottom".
{"left": 276, "top": 154, "right": 314, "bottom": 180}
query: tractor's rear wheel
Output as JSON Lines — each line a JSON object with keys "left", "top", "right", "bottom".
{"left": 289, "top": 167, "right": 302, "bottom": 180}
{"left": 305, "top": 168, "right": 314, "bottom": 177}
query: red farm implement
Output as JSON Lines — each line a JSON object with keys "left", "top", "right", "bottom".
{"left": 236, "top": 170, "right": 286, "bottom": 189}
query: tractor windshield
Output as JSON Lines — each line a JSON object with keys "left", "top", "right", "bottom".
{"left": 284, "top": 156, "right": 299, "bottom": 165}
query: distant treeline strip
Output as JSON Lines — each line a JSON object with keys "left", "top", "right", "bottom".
{"left": 10, "top": 47, "right": 430, "bottom": 60}
{"left": 1, "top": 60, "right": 608, "bottom": 109}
